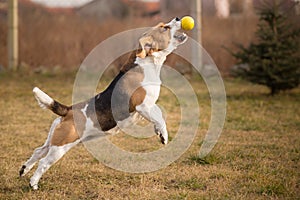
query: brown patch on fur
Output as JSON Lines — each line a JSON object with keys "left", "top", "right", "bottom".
{"left": 96, "top": 66, "right": 146, "bottom": 127}
{"left": 72, "top": 108, "right": 88, "bottom": 137}
{"left": 120, "top": 51, "right": 138, "bottom": 72}
{"left": 50, "top": 109, "right": 86, "bottom": 146}
{"left": 136, "top": 36, "right": 153, "bottom": 58}
{"left": 119, "top": 67, "right": 146, "bottom": 112}
{"left": 130, "top": 87, "right": 146, "bottom": 112}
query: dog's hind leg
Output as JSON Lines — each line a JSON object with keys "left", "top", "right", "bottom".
{"left": 19, "top": 118, "right": 61, "bottom": 177}
{"left": 29, "top": 139, "right": 80, "bottom": 190}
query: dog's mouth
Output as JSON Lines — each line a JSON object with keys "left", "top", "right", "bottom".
{"left": 164, "top": 17, "right": 188, "bottom": 44}
{"left": 174, "top": 31, "right": 187, "bottom": 44}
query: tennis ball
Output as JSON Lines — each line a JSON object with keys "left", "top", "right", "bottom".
{"left": 181, "top": 16, "right": 195, "bottom": 31}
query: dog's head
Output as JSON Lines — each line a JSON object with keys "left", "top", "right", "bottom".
{"left": 136, "top": 17, "right": 188, "bottom": 59}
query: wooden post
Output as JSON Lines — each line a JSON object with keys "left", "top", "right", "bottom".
{"left": 243, "top": 0, "right": 253, "bottom": 16}
{"left": 191, "top": 0, "right": 202, "bottom": 70}
{"left": 295, "top": 0, "right": 300, "bottom": 15}
{"left": 8, "top": 0, "right": 18, "bottom": 71}
{"left": 195, "top": 0, "right": 202, "bottom": 48}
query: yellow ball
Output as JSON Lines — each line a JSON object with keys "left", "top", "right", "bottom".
{"left": 181, "top": 16, "right": 195, "bottom": 31}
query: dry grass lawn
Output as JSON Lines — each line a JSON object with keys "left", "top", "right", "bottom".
{"left": 0, "top": 71, "right": 299, "bottom": 199}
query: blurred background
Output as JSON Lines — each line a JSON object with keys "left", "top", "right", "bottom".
{"left": 0, "top": 0, "right": 299, "bottom": 75}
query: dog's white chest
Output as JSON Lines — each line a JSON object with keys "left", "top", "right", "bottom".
{"left": 141, "top": 83, "right": 161, "bottom": 106}
{"left": 138, "top": 59, "right": 162, "bottom": 106}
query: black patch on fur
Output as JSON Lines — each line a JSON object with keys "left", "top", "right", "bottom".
{"left": 85, "top": 72, "right": 128, "bottom": 131}
{"left": 72, "top": 51, "right": 143, "bottom": 132}
{"left": 51, "top": 101, "right": 70, "bottom": 116}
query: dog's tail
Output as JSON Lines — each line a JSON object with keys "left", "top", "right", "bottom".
{"left": 33, "top": 87, "right": 70, "bottom": 116}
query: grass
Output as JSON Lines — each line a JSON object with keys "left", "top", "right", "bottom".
{"left": 0, "top": 71, "right": 299, "bottom": 199}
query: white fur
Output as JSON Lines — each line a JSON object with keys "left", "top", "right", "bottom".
{"left": 33, "top": 87, "right": 54, "bottom": 109}
{"left": 20, "top": 117, "right": 61, "bottom": 177}
{"left": 30, "top": 139, "right": 80, "bottom": 190}
{"left": 81, "top": 104, "right": 106, "bottom": 137}
{"left": 135, "top": 54, "right": 167, "bottom": 143}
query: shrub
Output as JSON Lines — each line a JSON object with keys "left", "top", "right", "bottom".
{"left": 230, "top": 0, "right": 300, "bottom": 95}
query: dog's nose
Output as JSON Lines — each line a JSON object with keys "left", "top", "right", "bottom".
{"left": 175, "top": 17, "right": 180, "bottom": 21}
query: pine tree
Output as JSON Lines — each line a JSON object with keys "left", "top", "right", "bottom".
{"left": 231, "top": 0, "right": 300, "bottom": 95}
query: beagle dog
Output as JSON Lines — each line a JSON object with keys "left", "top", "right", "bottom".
{"left": 20, "top": 17, "right": 188, "bottom": 190}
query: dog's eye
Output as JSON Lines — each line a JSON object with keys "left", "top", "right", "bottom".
{"left": 162, "top": 26, "right": 170, "bottom": 32}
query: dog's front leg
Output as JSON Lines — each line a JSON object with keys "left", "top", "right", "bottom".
{"left": 136, "top": 104, "right": 168, "bottom": 144}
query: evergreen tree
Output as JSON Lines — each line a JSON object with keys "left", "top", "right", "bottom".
{"left": 231, "top": 0, "right": 300, "bottom": 95}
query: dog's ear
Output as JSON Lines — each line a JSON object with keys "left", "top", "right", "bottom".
{"left": 136, "top": 22, "right": 169, "bottom": 58}
{"left": 136, "top": 36, "right": 154, "bottom": 58}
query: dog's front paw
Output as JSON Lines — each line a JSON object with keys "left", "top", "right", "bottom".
{"left": 159, "top": 133, "right": 168, "bottom": 144}
{"left": 154, "top": 125, "right": 168, "bottom": 144}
